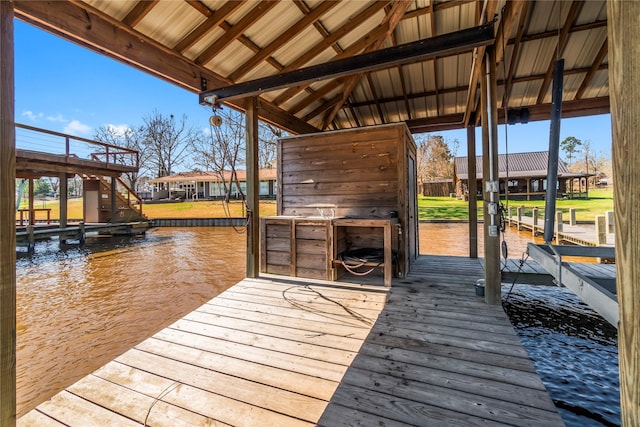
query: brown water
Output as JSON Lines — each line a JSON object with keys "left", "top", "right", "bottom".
{"left": 15, "top": 222, "right": 588, "bottom": 418}
{"left": 16, "top": 227, "right": 246, "bottom": 417}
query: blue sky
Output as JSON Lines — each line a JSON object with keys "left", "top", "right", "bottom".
{"left": 14, "top": 19, "right": 613, "bottom": 167}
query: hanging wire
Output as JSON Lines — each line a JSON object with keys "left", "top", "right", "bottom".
{"left": 500, "top": 6, "right": 510, "bottom": 263}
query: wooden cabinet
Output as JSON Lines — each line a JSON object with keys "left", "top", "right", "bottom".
{"left": 261, "top": 217, "right": 334, "bottom": 281}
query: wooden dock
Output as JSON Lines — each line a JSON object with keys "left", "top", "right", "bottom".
{"left": 16, "top": 221, "right": 149, "bottom": 251}
{"left": 506, "top": 212, "right": 615, "bottom": 247}
{"left": 18, "top": 255, "right": 564, "bottom": 426}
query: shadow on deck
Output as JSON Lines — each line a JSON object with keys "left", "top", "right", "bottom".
{"left": 19, "top": 255, "right": 564, "bottom": 426}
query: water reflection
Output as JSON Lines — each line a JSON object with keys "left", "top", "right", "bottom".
{"left": 16, "top": 227, "right": 245, "bottom": 417}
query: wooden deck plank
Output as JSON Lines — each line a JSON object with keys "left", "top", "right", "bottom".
{"left": 194, "top": 303, "right": 374, "bottom": 338}
{"left": 182, "top": 310, "right": 367, "bottom": 351}
{"left": 135, "top": 337, "right": 339, "bottom": 400}
{"left": 14, "top": 410, "right": 66, "bottom": 426}
{"left": 340, "top": 366, "right": 562, "bottom": 426}
{"left": 153, "top": 328, "right": 350, "bottom": 382}
{"left": 21, "top": 255, "right": 563, "bottom": 426}
{"left": 91, "top": 362, "right": 311, "bottom": 427}
{"left": 115, "top": 348, "right": 328, "bottom": 422}
{"left": 168, "top": 319, "right": 358, "bottom": 366}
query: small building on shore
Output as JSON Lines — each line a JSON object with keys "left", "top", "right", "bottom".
{"left": 454, "top": 151, "right": 593, "bottom": 200}
{"left": 148, "top": 169, "right": 277, "bottom": 201}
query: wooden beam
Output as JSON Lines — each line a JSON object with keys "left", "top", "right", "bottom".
{"left": 481, "top": 45, "right": 501, "bottom": 305}
{"left": 277, "top": 1, "right": 388, "bottom": 74}
{"left": 294, "top": 0, "right": 344, "bottom": 56}
{"left": 502, "top": 0, "right": 533, "bottom": 107}
{"left": 535, "top": 1, "right": 583, "bottom": 104}
{"left": 14, "top": 0, "right": 316, "bottom": 135}
{"left": 272, "top": 21, "right": 393, "bottom": 107}
{"left": 607, "top": 1, "right": 640, "bottom": 424}
{"left": 322, "top": 0, "right": 412, "bottom": 129}
{"left": 122, "top": 0, "right": 158, "bottom": 28}
{"left": 365, "top": 74, "right": 385, "bottom": 124}
{"left": 229, "top": 1, "right": 339, "bottom": 82}
{"left": 0, "top": 1, "right": 16, "bottom": 424}
{"left": 195, "top": 1, "right": 279, "bottom": 66}
{"left": 575, "top": 38, "right": 608, "bottom": 100}
{"left": 405, "top": 96, "right": 610, "bottom": 134}
{"left": 59, "top": 173, "right": 68, "bottom": 228}
{"left": 288, "top": 79, "right": 342, "bottom": 115}
{"left": 201, "top": 23, "right": 495, "bottom": 103}
{"left": 462, "top": 0, "right": 499, "bottom": 127}
{"left": 245, "top": 97, "right": 259, "bottom": 279}
{"left": 174, "top": 1, "right": 247, "bottom": 53}
{"left": 350, "top": 65, "right": 608, "bottom": 110}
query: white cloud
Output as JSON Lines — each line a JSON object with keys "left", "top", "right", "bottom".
{"left": 64, "top": 120, "right": 92, "bottom": 136}
{"left": 21, "top": 110, "right": 44, "bottom": 121}
{"left": 105, "top": 123, "right": 131, "bottom": 136}
{"left": 46, "top": 113, "right": 66, "bottom": 123}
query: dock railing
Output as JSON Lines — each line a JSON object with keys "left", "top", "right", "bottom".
{"left": 506, "top": 206, "right": 615, "bottom": 247}
{"left": 16, "top": 123, "right": 138, "bottom": 170}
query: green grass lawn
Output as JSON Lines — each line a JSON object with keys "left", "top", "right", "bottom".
{"left": 418, "top": 188, "right": 614, "bottom": 222}
{"left": 19, "top": 189, "right": 613, "bottom": 222}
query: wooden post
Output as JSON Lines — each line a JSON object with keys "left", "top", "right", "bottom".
{"left": 532, "top": 207, "right": 539, "bottom": 237}
{"left": 28, "top": 177, "right": 33, "bottom": 225}
{"left": 110, "top": 177, "right": 117, "bottom": 223}
{"left": 59, "top": 173, "right": 68, "bottom": 228}
{"left": 516, "top": 206, "right": 523, "bottom": 231}
{"left": 608, "top": 3, "right": 640, "bottom": 422}
{"left": 245, "top": 97, "right": 260, "bottom": 278}
{"left": 0, "top": 1, "right": 16, "bottom": 424}
{"left": 569, "top": 208, "right": 577, "bottom": 226}
{"left": 595, "top": 215, "right": 606, "bottom": 246}
{"left": 606, "top": 210, "right": 614, "bottom": 234}
{"left": 467, "top": 125, "right": 477, "bottom": 258}
{"left": 481, "top": 45, "right": 500, "bottom": 305}
{"left": 555, "top": 211, "right": 563, "bottom": 244}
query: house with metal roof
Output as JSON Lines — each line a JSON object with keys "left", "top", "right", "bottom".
{"left": 148, "top": 169, "right": 277, "bottom": 200}
{"left": 454, "top": 151, "right": 593, "bottom": 200}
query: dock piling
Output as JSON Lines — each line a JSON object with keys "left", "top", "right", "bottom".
{"left": 596, "top": 215, "right": 607, "bottom": 245}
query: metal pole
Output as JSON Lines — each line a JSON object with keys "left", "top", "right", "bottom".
{"left": 544, "top": 59, "right": 564, "bottom": 243}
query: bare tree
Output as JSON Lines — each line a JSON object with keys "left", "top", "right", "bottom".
{"left": 190, "top": 108, "right": 280, "bottom": 202}
{"left": 142, "top": 110, "right": 198, "bottom": 179}
{"left": 94, "top": 124, "right": 149, "bottom": 191}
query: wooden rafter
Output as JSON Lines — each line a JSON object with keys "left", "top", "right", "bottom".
{"left": 289, "top": 79, "right": 343, "bottom": 115}
{"left": 271, "top": 1, "right": 389, "bottom": 106}
{"left": 122, "top": 0, "right": 158, "bottom": 27}
{"left": 535, "top": 0, "right": 583, "bottom": 104}
{"left": 346, "top": 63, "right": 608, "bottom": 109}
{"left": 347, "top": 101, "right": 362, "bottom": 127}
{"left": 294, "top": 0, "right": 344, "bottom": 56}
{"left": 365, "top": 73, "right": 385, "bottom": 124}
{"left": 14, "top": 0, "right": 317, "bottom": 135}
{"left": 429, "top": 2, "right": 440, "bottom": 116}
{"left": 407, "top": 96, "right": 610, "bottom": 133}
{"left": 515, "top": 19, "right": 606, "bottom": 45}
{"left": 229, "top": 1, "right": 339, "bottom": 82}
{"left": 195, "top": 1, "right": 279, "bottom": 65}
{"left": 273, "top": 21, "right": 392, "bottom": 107}
{"left": 575, "top": 38, "right": 608, "bottom": 100}
{"left": 502, "top": 0, "right": 533, "bottom": 107}
{"left": 304, "top": 95, "right": 340, "bottom": 122}
{"left": 462, "top": 0, "right": 499, "bottom": 127}
{"left": 322, "top": 0, "right": 412, "bottom": 129}
{"left": 175, "top": 1, "right": 246, "bottom": 53}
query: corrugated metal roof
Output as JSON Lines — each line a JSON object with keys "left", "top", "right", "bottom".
{"left": 16, "top": 0, "right": 611, "bottom": 135}
{"left": 455, "top": 151, "right": 571, "bottom": 180}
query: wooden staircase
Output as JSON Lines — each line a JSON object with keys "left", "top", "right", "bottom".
{"left": 83, "top": 175, "right": 147, "bottom": 223}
